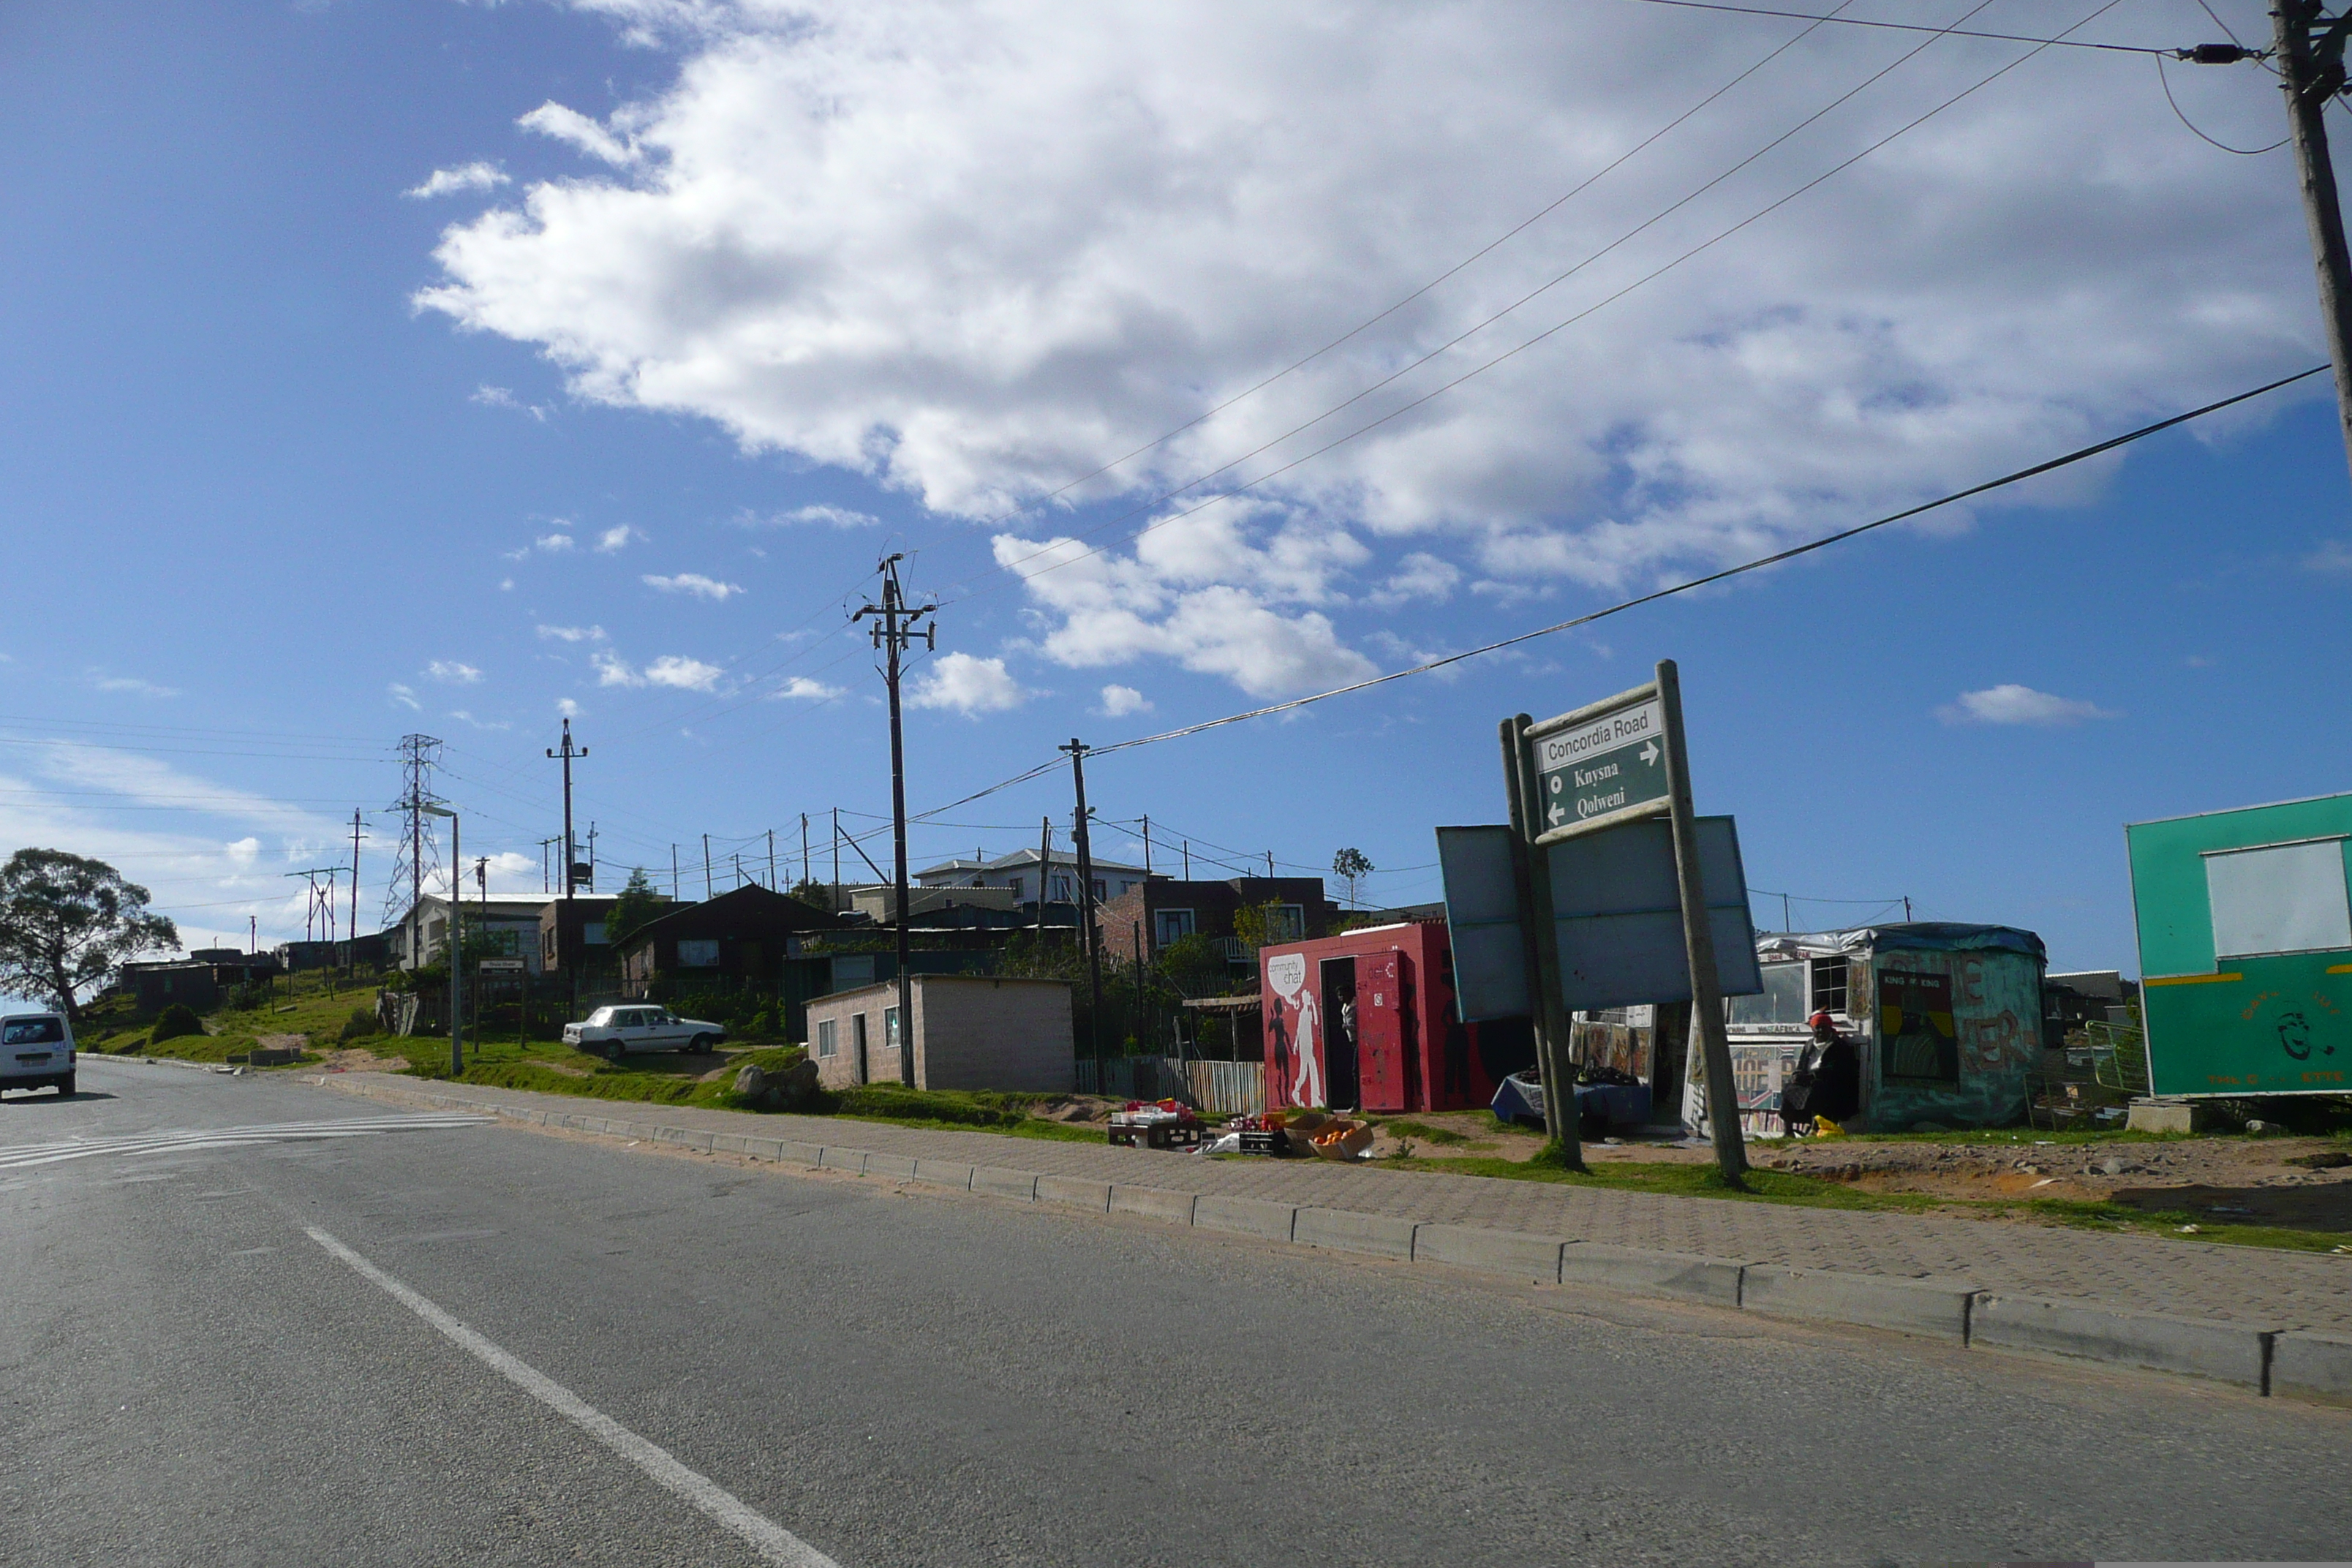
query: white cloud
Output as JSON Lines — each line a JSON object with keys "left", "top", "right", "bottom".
{"left": 774, "top": 675, "right": 846, "bottom": 701}
{"left": 446, "top": 709, "right": 514, "bottom": 731}
{"left": 595, "top": 524, "right": 641, "bottom": 553}
{"left": 1937, "top": 684, "right": 2117, "bottom": 727}
{"left": 406, "top": 162, "right": 510, "bottom": 200}
{"left": 907, "top": 652, "right": 1026, "bottom": 715}
{"left": 733, "top": 503, "right": 882, "bottom": 529}
{"left": 426, "top": 660, "right": 483, "bottom": 684}
{"left": 517, "top": 101, "right": 641, "bottom": 167}
{"left": 418, "top": 0, "right": 2316, "bottom": 696}
{"left": 505, "top": 527, "right": 576, "bottom": 558}
{"left": 597, "top": 649, "right": 726, "bottom": 690}
{"left": 388, "top": 682, "right": 421, "bottom": 710}
{"left": 536, "top": 623, "right": 608, "bottom": 643}
{"left": 2305, "top": 538, "right": 2352, "bottom": 574}
{"left": 557, "top": 696, "right": 582, "bottom": 717}
{"left": 88, "top": 671, "right": 179, "bottom": 699}
{"left": 500, "top": 577, "right": 516, "bottom": 591}
{"left": 225, "top": 836, "right": 261, "bottom": 866}
{"left": 1373, "top": 551, "right": 1461, "bottom": 606}
{"left": 1096, "top": 683, "right": 1150, "bottom": 717}
{"left": 470, "top": 385, "right": 549, "bottom": 422}
{"left": 646, "top": 654, "right": 725, "bottom": 690}
{"left": 644, "top": 571, "right": 744, "bottom": 600}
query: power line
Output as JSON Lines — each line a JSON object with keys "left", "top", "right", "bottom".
{"left": 1080, "top": 362, "right": 2322, "bottom": 761}
{"left": 959, "top": 0, "right": 2122, "bottom": 606}
{"left": 1617, "top": 0, "right": 2180, "bottom": 55}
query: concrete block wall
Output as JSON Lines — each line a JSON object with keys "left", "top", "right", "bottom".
{"left": 910, "top": 976, "right": 1073, "bottom": 1093}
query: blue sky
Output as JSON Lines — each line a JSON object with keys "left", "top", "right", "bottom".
{"left": 2, "top": 0, "right": 2345, "bottom": 982}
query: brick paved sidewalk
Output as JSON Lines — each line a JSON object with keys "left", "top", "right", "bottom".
{"left": 311, "top": 1071, "right": 2352, "bottom": 1333}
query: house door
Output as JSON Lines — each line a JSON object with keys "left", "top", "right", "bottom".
{"left": 1357, "top": 951, "right": 1409, "bottom": 1112}
{"left": 1319, "top": 957, "right": 1358, "bottom": 1110}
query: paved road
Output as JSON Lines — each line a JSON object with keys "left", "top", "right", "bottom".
{"left": 4, "top": 1058, "right": 2346, "bottom": 1566}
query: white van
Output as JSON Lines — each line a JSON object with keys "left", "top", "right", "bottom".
{"left": 1, "top": 1012, "right": 76, "bottom": 1098}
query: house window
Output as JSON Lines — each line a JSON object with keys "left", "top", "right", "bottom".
{"left": 1726, "top": 962, "right": 1806, "bottom": 1028}
{"left": 1092, "top": 879, "right": 1107, "bottom": 901}
{"left": 2205, "top": 839, "right": 2352, "bottom": 959}
{"left": 677, "top": 939, "right": 720, "bottom": 968}
{"left": 816, "top": 1018, "right": 837, "bottom": 1058}
{"left": 1051, "top": 875, "right": 1074, "bottom": 901}
{"left": 1270, "top": 905, "right": 1305, "bottom": 943}
{"left": 583, "top": 921, "right": 608, "bottom": 946}
{"left": 885, "top": 1006, "right": 901, "bottom": 1050}
{"left": 1155, "top": 908, "right": 1196, "bottom": 946}
{"left": 1809, "top": 957, "right": 1850, "bottom": 1017}
{"left": 1009, "top": 876, "right": 1023, "bottom": 900}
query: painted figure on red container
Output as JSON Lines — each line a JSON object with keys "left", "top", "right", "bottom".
{"left": 1265, "top": 951, "right": 1324, "bottom": 1107}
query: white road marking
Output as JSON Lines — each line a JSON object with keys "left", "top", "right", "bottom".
{"left": 304, "top": 1225, "right": 841, "bottom": 1568}
{"left": 0, "top": 1115, "right": 490, "bottom": 1169}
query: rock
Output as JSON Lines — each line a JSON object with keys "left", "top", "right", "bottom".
{"left": 2243, "top": 1119, "right": 2274, "bottom": 1135}
{"left": 2099, "top": 1156, "right": 2127, "bottom": 1177}
{"left": 733, "top": 1058, "right": 820, "bottom": 1110}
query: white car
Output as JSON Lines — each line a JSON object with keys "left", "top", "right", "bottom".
{"left": 563, "top": 1005, "right": 725, "bottom": 1060}
{"left": 1, "top": 1012, "right": 76, "bottom": 1098}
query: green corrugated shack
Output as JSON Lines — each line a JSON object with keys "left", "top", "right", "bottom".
{"left": 2127, "top": 791, "right": 2352, "bottom": 1098}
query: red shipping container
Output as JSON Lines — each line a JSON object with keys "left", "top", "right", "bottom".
{"left": 1259, "top": 921, "right": 1536, "bottom": 1113}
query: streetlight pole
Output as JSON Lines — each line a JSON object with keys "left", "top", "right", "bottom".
{"left": 422, "top": 804, "right": 462, "bottom": 1076}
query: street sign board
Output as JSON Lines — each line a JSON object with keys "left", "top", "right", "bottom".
{"left": 1435, "top": 825, "right": 1530, "bottom": 1022}
{"left": 478, "top": 958, "right": 526, "bottom": 973}
{"left": 2127, "top": 791, "right": 2352, "bottom": 1097}
{"left": 1528, "top": 691, "right": 1668, "bottom": 843}
{"left": 1547, "top": 815, "right": 1762, "bottom": 1011}
{"left": 1436, "top": 816, "right": 1763, "bottom": 1020}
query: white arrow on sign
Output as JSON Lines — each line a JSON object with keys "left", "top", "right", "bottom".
{"left": 1640, "top": 740, "right": 1659, "bottom": 766}
{"left": 1548, "top": 802, "right": 1564, "bottom": 826}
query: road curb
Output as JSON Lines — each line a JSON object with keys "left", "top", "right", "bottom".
{"left": 1971, "top": 1294, "right": 2275, "bottom": 1391}
{"left": 2272, "top": 1330, "right": 2352, "bottom": 1406}
{"left": 303, "top": 1074, "right": 2340, "bottom": 1401}
{"left": 1741, "top": 1266, "right": 1977, "bottom": 1343}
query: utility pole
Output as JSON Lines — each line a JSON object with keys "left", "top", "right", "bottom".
{"left": 1034, "top": 816, "right": 1053, "bottom": 939}
{"left": 388, "top": 733, "right": 443, "bottom": 969}
{"left": 671, "top": 844, "right": 679, "bottom": 900}
{"left": 2266, "top": 7, "right": 2352, "bottom": 484}
{"left": 1265, "top": 851, "right": 1275, "bottom": 880}
{"left": 831, "top": 808, "right": 840, "bottom": 894}
{"left": 538, "top": 837, "right": 559, "bottom": 894}
{"left": 734, "top": 851, "right": 745, "bottom": 890}
{"left": 1182, "top": 840, "right": 1190, "bottom": 879}
{"left": 1140, "top": 813, "right": 1152, "bottom": 875}
{"left": 703, "top": 834, "right": 714, "bottom": 899}
{"left": 799, "top": 813, "right": 811, "bottom": 893}
{"left": 1061, "top": 739, "right": 1106, "bottom": 1085}
{"left": 767, "top": 828, "right": 777, "bottom": 890}
{"left": 348, "top": 810, "right": 364, "bottom": 970}
{"left": 546, "top": 719, "right": 587, "bottom": 900}
{"left": 853, "top": 554, "right": 936, "bottom": 1088}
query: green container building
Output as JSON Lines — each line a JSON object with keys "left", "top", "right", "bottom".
{"left": 2126, "top": 791, "right": 2352, "bottom": 1098}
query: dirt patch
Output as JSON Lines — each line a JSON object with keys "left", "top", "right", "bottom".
{"left": 1760, "top": 1135, "right": 2352, "bottom": 1226}
{"left": 314, "top": 1047, "right": 411, "bottom": 1073}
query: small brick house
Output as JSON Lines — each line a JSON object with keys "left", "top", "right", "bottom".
{"left": 1096, "top": 875, "right": 1342, "bottom": 962}
{"left": 618, "top": 883, "right": 840, "bottom": 992}
{"left": 805, "top": 973, "right": 1072, "bottom": 1092}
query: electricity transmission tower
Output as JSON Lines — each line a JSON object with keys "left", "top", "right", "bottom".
{"left": 287, "top": 867, "right": 341, "bottom": 943}
{"left": 853, "top": 553, "right": 935, "bottom": 1089}
{"left": 386, "top": 734, "right": 445, "bottom": 962}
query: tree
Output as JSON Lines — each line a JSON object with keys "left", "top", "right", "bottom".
{"left": 1331, "top": 847, "right": 1374, "bottom": 909}
{"left": 606, "top": 867, "right": 661, "bottom": 951}
{"left": 0, "top": 849, "right": 178, "bottom": 1025}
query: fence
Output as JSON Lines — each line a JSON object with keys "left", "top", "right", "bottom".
{"left": 1075, "top": 1056, "right": 1265, "bottom": 1116}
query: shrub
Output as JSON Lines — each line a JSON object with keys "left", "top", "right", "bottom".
{"left": 338, "top": 1007, "right": 379, "bottom": 1044}
{"left": 149, "top": 1004, "right": 204, "bottom": 1044}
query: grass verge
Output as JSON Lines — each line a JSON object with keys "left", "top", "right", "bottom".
{"left": 1376, "top": 1152, "right": 2351, "bottom": 1253}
